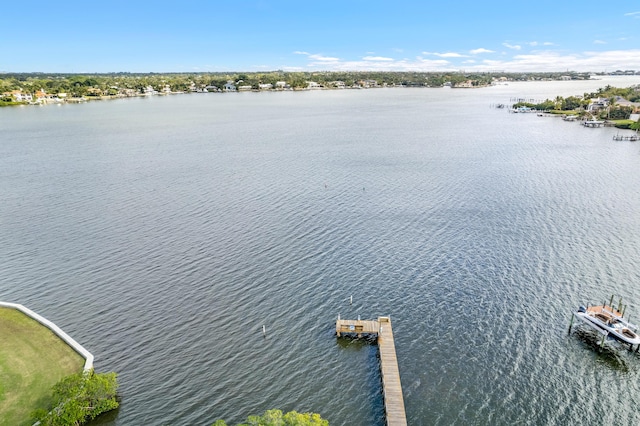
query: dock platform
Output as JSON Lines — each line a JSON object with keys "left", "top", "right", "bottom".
{"left": 583, "top": 120, "right": 605, "bottom": 127}
{"left": 336, "top": 316, "right": 407, "bottom": 426}
{"left": 613, "top": 134, "right": 638, "bottom": 141}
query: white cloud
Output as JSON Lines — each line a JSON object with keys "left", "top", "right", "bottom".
{"left": 294, "top": 51, "right": 341, "bottom": 67}
{"left": 469, "top": 48, "right": 494, "bottom": 54}
{"left": 624, "top": 11, "right": 640, "bottom": 17}
{"left": 294, "top": 51, "right": 340, "bottom": 62}
{"left": 529, "top": 41, "right": 554, "bottom": 47}
{"left": 308, "top": 54, "right": 340, "bottom": 62}
{"left": 469, "top": 49, "right": 640, "bottom": 72}
{"left": 293, "top": 48, "right": 640, "bottom": 73}
{"left": 362, "top": 56, "right": 394, "bottom": 61}
{"left": 303, "top": 56, "right": 454, "bottom": 72}
{"left": 593, "top": 40, "right": 607, "bottom": 45}
{"left": 503, "top": 43, "right": 521, "bottom": 50}
{"left": 423, "top": 51, "right": 467, "bottom": 58}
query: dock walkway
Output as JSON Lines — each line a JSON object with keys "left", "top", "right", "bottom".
{"left": 613, "top": 134, "right": 638, "bottom": 141}
{"left": 336, "top": 316, "right": 407, "bottom": 426}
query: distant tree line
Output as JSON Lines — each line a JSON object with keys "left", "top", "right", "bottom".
{"left": 0, "top": 71, "right": 592, "bottom": 98}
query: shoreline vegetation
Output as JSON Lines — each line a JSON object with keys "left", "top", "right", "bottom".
{"left": 212, "top": 409, "right": 328, "bottom": 426}
{"left": 510, "top": 84, "right": 640, "bottom": 130}
{"left": 0, "top": 70, "right": 596, "bottom": 107}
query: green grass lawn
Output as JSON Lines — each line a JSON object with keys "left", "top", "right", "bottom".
{"left": 610, "top": 119, "right": 635, "bottom": 128}
{"left": 0, "top": 307, "right": 85, "bottom": 426}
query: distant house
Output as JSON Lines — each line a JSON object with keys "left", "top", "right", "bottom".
{"left": 610, "top": 70, "right": 637, "bottom": 76}
{"left": 275, "top": 81, "right": 291, "bottom": 90}
{"left": 33, "top": 90, "right": 57, "bottom": 103}
{"left": 360, "top": 79, "right": 378, "bottom": 88}
{"left": 86, "top": 87, "right": 103, "bottom": 96}
{"left": 307, "top": 81, "right": 321, "bottom": 90}
{"left": 614, "top": 96, "right": 640, "bottom": 109}
{"left": 189, "top": 82, "right": 210, "bottom": 93}
{"left": 8, "top": 90, "right": 33, "bottom": 102}
{"left": 238, "top": 85, "right": 253, "bottom": 91}
{"left": 587, "top": 97, "right": 609, "bottom": 112}
{"left": 454, "top": 80, "right": 474, "bottom": 88}
{"left": 331, "top": 81, "right": 346, "bottom": 89}
{"left": 223, "top": 81, "right": 236, "bottom": 92}
{"left": 258, "top": 83, "right": 273, "bottom": 90}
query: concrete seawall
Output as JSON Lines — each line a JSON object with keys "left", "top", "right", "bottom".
{"left": 0, "top": 301, "right": 94, "bottom": 372}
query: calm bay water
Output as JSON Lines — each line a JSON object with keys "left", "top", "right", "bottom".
{"left": 2, "top": 76, "right": 640, "bottom": 425}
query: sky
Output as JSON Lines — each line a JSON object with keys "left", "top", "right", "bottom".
{"left": 3, "top": 1, "right": 640, "bottom": 73}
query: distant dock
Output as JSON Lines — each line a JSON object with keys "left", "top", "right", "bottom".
{"left": 613, "top": 133, "right": 638, "bottom": 141}
{"left": 582, "top": 120, "right": 605, "bottom": 127}
{"left": 336, "top": 316, "right": 407, "bottom": 426}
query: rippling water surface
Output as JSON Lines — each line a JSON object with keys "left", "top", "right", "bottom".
{"left": 3, "top": 77, "right": 640, "bottom": 425}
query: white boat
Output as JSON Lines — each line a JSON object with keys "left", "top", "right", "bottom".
{"left": 573, "top": 300, "right": 640, "bottom": 347}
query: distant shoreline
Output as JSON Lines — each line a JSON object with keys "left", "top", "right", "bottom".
{"left": 2, "top": 84, "right": 480, "bottom": 108}
{"left": 1, "top": 70, "right": 601, "bottom": 107}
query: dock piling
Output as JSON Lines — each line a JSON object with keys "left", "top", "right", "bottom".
{"left": 568, "top": 313, "right": 574, "bottom": 333}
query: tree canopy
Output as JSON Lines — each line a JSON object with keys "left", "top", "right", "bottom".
{"left": 212, "top": 409, "right": 329, "bottom": 426}
{"left": 0, "top": 71, "right": 594, "bottom": 97}
{"left": 32, "top": 371, "right": 118, "bottom": 426}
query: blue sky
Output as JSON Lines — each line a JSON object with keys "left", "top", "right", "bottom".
{"left": 3, "top": 1, "right": 640, "bottom": 73}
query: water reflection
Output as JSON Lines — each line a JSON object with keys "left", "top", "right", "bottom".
{"left": 571, "top": 328, "right": 631, "bottom": 371}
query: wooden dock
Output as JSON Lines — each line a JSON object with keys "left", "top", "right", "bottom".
{"left": 582, "top": 120, "right": 605, "bottom": 127}
{"left": 336, "top": 316, "right": 407, "bottom": 426}
{"left": 613, "top": 134, "right": 638, "bottom": 141}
